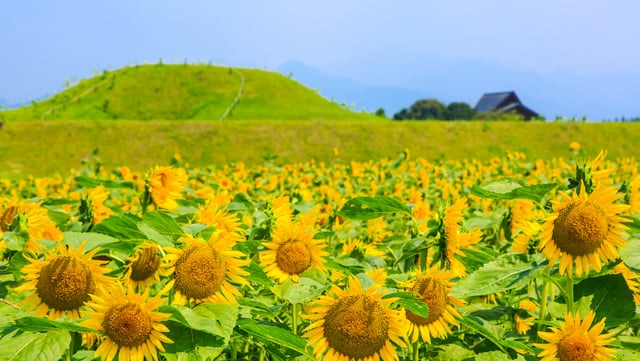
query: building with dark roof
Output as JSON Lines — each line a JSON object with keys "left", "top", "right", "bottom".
{"left": 474, "top": 91, "right": 538, "bottom": 120}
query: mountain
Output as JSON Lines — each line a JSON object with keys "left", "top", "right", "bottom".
{"left": 278, "top": 58, "right": 640, "bottom": 121}
{"left": 276, "top": 60, "right": 427, "bottom": 116}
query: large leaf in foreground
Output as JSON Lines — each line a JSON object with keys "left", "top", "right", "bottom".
{"left": 337, "top": 196, "right": 411, "bottom": 220}
{"left": 0, "top": 329, "right": 70, "bottom": 361}
{"left": 471, "top": 178, "right": 556, "bottom": 202}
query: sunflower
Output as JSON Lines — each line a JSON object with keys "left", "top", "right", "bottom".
{"left": 535, "top": 310, "right": 615, "bottom": 361}
{"left": 304, "top": 275, "right": 406, "bottom": 361}
{"left": 15, "top": 242, "right": 115, "bottom": 319}
{"left": 538, "top": 185, "right": 629, "bottom": 278}
{"left": 146, "top": 166, "right": 187, "bottom": 211}
{"left": 195, "top": 200, "right": 244, "bottom": 240}
{"left": 123, "top": 242, "right": 167, "bottom": 291}
{"left": 401, "top": 267, "right": 465, "bottom": 343}
{"left": 439, "top": 198, "right": 483, "bottom": 277}
{"left": 514, "top": 299, "right": 538, "bottom": 335}
{"left": 164, "top": 233, "right": 249, "bottom": 305}
{"left": 260, "top": 213, "right": 328, "bottom": 283}
{"left": 81, "top": 283, "right": 173, "bottom": 361}
{"left": 82, "top": 185, "right": 113, "bottom": 225}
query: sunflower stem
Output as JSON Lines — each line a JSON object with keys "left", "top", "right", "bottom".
{"left": 419, "top": 249, "right": 427, "bottom": 271}
{"left": 412, "top": 340, "right": 420, "bottom": 361}
{"left": 292, "top": 302, "right": 298, "bottom": 335}
{"left": 566, "top": 275, "right": 574, "bottom": 314}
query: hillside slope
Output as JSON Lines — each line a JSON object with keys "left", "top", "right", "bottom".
{"left": 0, "top": 64, "right": 373, "bottom": 121}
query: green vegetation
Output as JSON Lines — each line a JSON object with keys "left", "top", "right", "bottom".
{"left": 393, "top": 98, "right": 477, "bottom": 120}
{"left": 0, "top": 64, "right": 372, "bottom": 121}
{"left": 0, "top": 120, "right": 638, "bottom": 179}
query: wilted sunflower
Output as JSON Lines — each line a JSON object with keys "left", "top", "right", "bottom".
{"left": 535, "top": 310, "right": 615, "bottom": 361}
{"left": 401, "top": 267, "right": 465, "bottom": 343}
{"left": 304, "top": 275, "right": 406, "bottom": 361}
{"left": 145, "top": 166, "right": 187, "bottom": 211}
{"left": 15, "top": 242, "right": 115, "bottom": 319}
{"left": 539, "top": 185, "right": 629, "bottom": 277}
{"left": 438, "top": 198, "right": 483, "bottom": 277}
{"left": 123, "top": 242, "right": 167, "bottom": 291}
{"left": 164, "top": 233, "right": 249, "bottom": 305}
{"left": 260, "top": 213, "right": 328, "bottom": 283}
{"left": 81, "top": 284, "right": 173, "bottom": 361}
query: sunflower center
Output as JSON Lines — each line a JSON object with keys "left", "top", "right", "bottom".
{"left": 406, "top": 277, "right": 447, "bottom": 325}
{"left": 557, "top": 332, "right": 595, "bottom": 361}
{"left": 103, "top": 303, "right": 153, "bottom": 348}
{"left": 553, "top": 201, "right": 608, "bottom": 256}
{"left": 174, "top": 245, "right": 226, "bottom": 300}
{"left": 323, "top": 295, "right": 389, "bottom": 359}
{"left": 35, "top": 256, "right": 95, "bottom": 311}
{"left": 130, "top": 246, "right": 160, "bottom": 281}
{"left": 0, "top": 205, "right": 17, "bottom": 231}
{"left": 276, "top": 239, "right": 312, "bottom": 276}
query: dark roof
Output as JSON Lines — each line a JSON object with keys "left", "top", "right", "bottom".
{"left": 474, "top": 91, "right": 538, "bottom": 120}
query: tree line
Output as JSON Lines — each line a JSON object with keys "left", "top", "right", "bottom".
{"left": 376, "top": 98, "right": 528, "bottom": 121}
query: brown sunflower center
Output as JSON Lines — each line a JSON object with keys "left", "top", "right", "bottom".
{"left": 130, "top": 246, "right": 160, "bottom": 282}
{"left": 276, "top": 239, "right": 311, "bottom": 276}
{"left": 406, "top": 277, "right": 447, "bottom": 325}
{"left": 103, "top": 303, "right": 153, "bottom": 348}
{"left": 557, "top": 332, "right": 595, "bottom": 361}
{"left": 174, "top": 245, "right": 226, "bottom": 300}
{"left": 323, "top": 295, "right": 389, "bottom": 359}
{"left": 0, "top": 205, "right": 17, "bottom": 231}
{"left": 552, "top": 201, "right": 608, "bottom": 256}
{"left": 36, "top": 256, "right": 95, "bottom": 311}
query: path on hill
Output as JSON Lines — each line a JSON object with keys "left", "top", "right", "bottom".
{"left": 41, "top": 75, "right": 113, "bottom": 120}
{"left": 219, "top": 70, "right": 245, "bottom": 121}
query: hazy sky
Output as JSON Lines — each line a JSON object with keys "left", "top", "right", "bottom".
{"left": 2, "top": 0, "right": 639, "bottom": 109}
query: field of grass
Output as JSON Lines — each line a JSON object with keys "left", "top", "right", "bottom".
{"left": 0, "top": 120, "right": 638, "bottom": 179}
{"left": 0, "top": 63, "right": 370, "bottom": 121}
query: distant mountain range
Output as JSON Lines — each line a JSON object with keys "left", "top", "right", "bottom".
{"left": 276, "top": 59, "right": 640, "bottom": 121}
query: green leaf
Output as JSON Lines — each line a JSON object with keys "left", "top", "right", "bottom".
{"left": 160, "top": 304, "right": 238, "bottom": 340}
{"left": 474, "top": 351, "right": 527, "bottom": 361}
{"left": 272, "top": 277, "right": 326, "bottom": 304}
{"left": 573, "top": 273, "right": 635, "bottom": 328}
{"left": 619, "top": 238, "right": 640, "bottom": 270}
{"left": 450, "top": 255, "right": 546, "bottom": 298}
{"left": 93, "top": 213, "right": 147, "bottom": 240}
{"left": 384, "top": 292, "right": 429, "bottom": 318}
{"left": 141, "top": 211, "right": 185, "bottom": 238}
{"left": 459, "top": 316, "right": 505, "bottom": 353}
{"left": 337, "top": 196, "right": 411, "bottom": 220}
{"left": 0, "top": 329, "right": 70, "bottom": 361}
{"left": 245, "top": 262, "right": 274, "bottom": 287}
{"left": 13, "top": 317, "right": 96, "bottom": 333}
{"left": 74, "top": 175, "right": 135, "bottom": 189}
{"left": 239, "top": 322, "right": 310, "bottom": 357}
{"left": 624, "top": 215, "right": 640, "bottom": 234}
{"left": 471, "top": 178, "right": 557, "bottom": 202}
{"left": 62, "top": 231, "right": 120, "bottom": 253}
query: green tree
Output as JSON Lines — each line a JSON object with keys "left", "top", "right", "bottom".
{"left": 407, "top": 98, "right": 446, "bottom": 120}
{"left": 374, "top": 108, "right": 386, "bottom": 118}
{"left": 444, "top": 102, "right": 476, "bottom": 120}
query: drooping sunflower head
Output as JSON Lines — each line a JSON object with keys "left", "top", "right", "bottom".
{"left": 123, "top": 242, "right": 167, "bottom": 291}
{"left": 304, "top": 275, "right": 406, "bottom": 361}
{"left": 81, "top": 283, "right": 173, "bottom": 361}
{"left": 15, "top": 242, "right": 115, "bottom": 319}
{"left": 535, "top": 310, "right": 615, "bottom": 361}
{"left": 80, "top": 185, "right": 113, "bottom": 226}
{"left": 402, "top": 267, "right": 465, "bottom": 343}
{"left": 260, "top": 218, "right": 328, "bottom": 283}
{"left": 539, "top": 185, "right": 630, "bottom": 277}
{"left": 145, "top": 166, "right": 188, "bottom": 211}
{"left": 165, "top": 233, "right": 249, "bottom": 305}
{"left": 195, "top": 200, "right": 244, "bottom": 240}
{"left": 438, "top": 197, "right": 482, "bottom": 277}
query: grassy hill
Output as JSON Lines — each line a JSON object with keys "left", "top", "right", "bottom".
{"left": 0, "top": 120, "right": 638, "bottom": 179}
{"left": 0, "top": 63, "right": 373, "bottom": 121}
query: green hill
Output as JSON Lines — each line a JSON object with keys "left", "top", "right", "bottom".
{"left": 0, "top": 64, "right": 373, "bottom": 121}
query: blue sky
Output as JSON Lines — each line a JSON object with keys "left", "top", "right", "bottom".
{"left": 2, "top": 1, "right": 639, "bottom": 119}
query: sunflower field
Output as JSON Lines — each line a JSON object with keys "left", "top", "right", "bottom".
{"left": 1, "top": 148, "right": 640, "bottom": 361}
